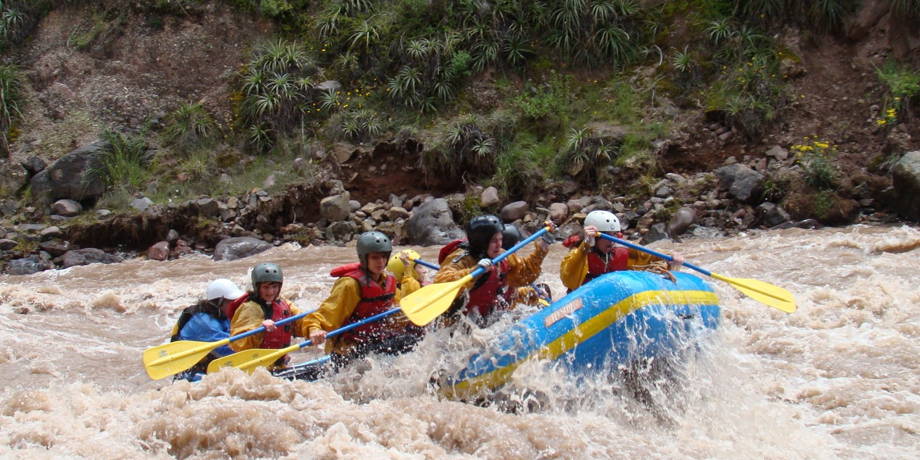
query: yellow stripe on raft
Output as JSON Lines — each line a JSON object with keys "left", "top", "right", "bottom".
{"left": 445, "top": 289, "right": 719, "bottom": 398}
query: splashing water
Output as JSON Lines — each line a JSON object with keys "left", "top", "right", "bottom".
{"left": 1, "top": 225, "right": 918, "bottom": 459}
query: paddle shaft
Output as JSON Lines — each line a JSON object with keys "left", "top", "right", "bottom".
{"left": 597, "top": 233, "right": 794, "bottom": 309}
{"left": 598, "top": 233, "right": 711, "bottom": 276}
{"left": 151, "top": 310, "right": 311, "bottom": 366}
{"left": 228, "top": 307, "right": 402, "bottom": 372}
{"left": 413, "top": 258, "right": 440, "bottom": 270}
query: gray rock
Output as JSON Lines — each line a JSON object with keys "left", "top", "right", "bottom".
{"left": 0, "top": 160, "right": 29, "bottom": 197}
{"left": 196, "top": 198, "right": 220, "bottom": 218}
{"left": 51, "top": 199, "right": 83, "bottom": 217}
{"left": 131, "top": 197, "right": 154, "bottom": 212}
{"left": 61, "top": 248, "right": 123, "bottom": 268}
{"left": 480, "top": 186, "right": 500, "bottom": 208}
{"left": 387, "top": 206, "right": 410, "bottom": 221}
{"left": 213, "top": 237, "right": 273, "bottom": 261}
{"left": 500, "top": 201, "right": 529, "bottom": 222}
{"left": 765, "top": 145, "right": 789, "bottom": 161}
{"left": 349, "top": 200, "right": 361, "bottom": 213}
{"left": 166, "top": 229, "right": 180, "bottom": 243}
{"left": 0, "top": 199, "right": 18, "bottom": 216}
{"left": 326, "top": 221, "right": 357, "bottom": 242}
{"left": 641, "top": 223, "right": 671, "bottom": 245}
{"left": 406, "top": 198, "right": 464, "bottom": 246}
{"left": 549, "top": 203, "right": 569, "bottom": 223}
{"left": 7, "top": 256, "right": 53, "bottom": 275}
{"left": 20, "top": 156, "right": 48, "bottom": 175}
{"left": 0, "top": 238, "right": 18, "bottom": 250}
{"left": 40, "top": 226, "right": 62, "bottom": 239}
{"left": 320, "top": 192, "right": 351, "bottom": 222}
{"left": 29, "top": 141, "right": 110, "bottom": 203}
{"left": 891, "top": 151, "right": 920, "bottom": 221}
{"left": 713, "top": 164, "right": 764, "bottom": 202}
{"left": 758, "top": 202, "right": 792, "bottom": 227}
{"left": 20, "top": 224, "right": 47, "bottom": 232}
{"left": 667, "top": 207, "right": 696, "bottom": 238}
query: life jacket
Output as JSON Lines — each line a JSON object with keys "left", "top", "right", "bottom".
{"left": 170, "top": 307, "right": 197, "bottom": 342}
{"left": 464, "top": 258, "right": 510, "bottom": 317}
{"left": 258, "top": 297, "right": 296, "bottom": 349}
{"left": 438, "top": 239, "right": 465, "bottom": 265}
{"left": 335, "top": 265, "right": 397, "bottom": 343}
{"left": 225, "top": 293, "right": 250, "bottom": 327}
{"left": 583, "top": 247, "right": 630, "bottom": 284}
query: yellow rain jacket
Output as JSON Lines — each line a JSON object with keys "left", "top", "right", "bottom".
{"left": 559, "top": 240, "right": 661, "bottom": 292}
{"left": 303, "top": 273, "right": 409, "bottom": 355}
{"left": 229, "top": 296, "right": 309, "bottom": 352}
{"left": 434, "top": 244, "right": 548, "bottom": 311}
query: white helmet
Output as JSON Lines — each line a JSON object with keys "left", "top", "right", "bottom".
{"left": 584, "top": 210, "right": 621, "bottom": 232}
{"left": 206, "top": 278, "right": 246, "bottom": 302}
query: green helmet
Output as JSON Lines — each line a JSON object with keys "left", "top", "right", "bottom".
{"left": 356, "top": 231, "right": 392, "bottom": 265}
{"left": 251, "top": 262, "right": 283, "bottom": 290}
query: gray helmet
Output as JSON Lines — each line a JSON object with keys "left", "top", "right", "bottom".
{"left": 356, "top": 231, "right": 392, "bottom": 265}
{"left": 251, "top": 262, "right": 283, "bottom": 290}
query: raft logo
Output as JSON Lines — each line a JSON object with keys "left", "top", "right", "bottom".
{"left": 544, "top": 298, "right": 583, "bottom": 328}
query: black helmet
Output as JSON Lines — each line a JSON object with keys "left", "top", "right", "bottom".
{"left": 501, "top": 224, "right": 523, "bottom": 250}
{"left": 465, "top": 215, "right": 503, "bottom": 252}
{"left": 356, "top": 231, "right": 392, "bottom": 265}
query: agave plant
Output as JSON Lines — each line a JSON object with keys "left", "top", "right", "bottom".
{"left": 349, "top": 20, "right": 379, "bottom": 51}
{"left": 705, "top": 18, "right": 734, "bottom": 45}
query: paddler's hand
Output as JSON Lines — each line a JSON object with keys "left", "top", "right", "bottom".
{"left": 537, "top": 220, "right": 557, "bottom": 249}
{"left": 477, "top": 258, "right": 494, "bottom": 272}
{"left": 309, "top": 329, "right": 327, "bottom": 346}
{"left": 669, "top": 253, "right": 685, "bottom": 269}
{"left": 584, "top": 225, "right": 598, "bottom": 247}
{"left": 399, "top": 252, "right": 411, "bottom": 268}
{"left": 262, "top": 319, "right": 276, "bottom": 332}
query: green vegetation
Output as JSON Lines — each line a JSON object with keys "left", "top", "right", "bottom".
{"left": 0, "top": 63, "right": 23, "bottom": 157}
{"left": 2, "top": 0, "right": 918, "bottom": 220}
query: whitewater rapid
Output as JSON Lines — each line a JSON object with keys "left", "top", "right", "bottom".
{"left": 1, "top": 224, "right": 918, "bottom": 459}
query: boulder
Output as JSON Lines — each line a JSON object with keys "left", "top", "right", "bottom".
{"left": 320, "top": 191, "right": 351, "bottom": 222}
{"left": 61, "top": 248, "right": 123, "bottom": 268}
{"left": 406, "top": 198, "right": 464, "bottom": 246}
{"left": 499, "top": 201, "right": 529, "bottom": 222}
{"left": 29, "top": 141, "right": 110, "bottom": 203}
{"left": 713, "top": 164, "right": 764, "bottom": 202}
{"left": 0, "top": 160, "right": 29, "bottom": 197}
{"left": 480, "top": 186, "right": 500, "bottom": 208}
{"left": 640, "top": 223, "right": 671, "bottom": 245}
{"left": 890, "top": 151, "right": 920, "bottom": 221}
{"left": 667, "top": 207, "right": 696, "bottom": 238}
{"left": 549, "top": 203, "right": 569, "bottom": 223}
{"left": 148, "top": 241, "right": 170, "bottom": 261}
{"left": 7, "top": 256, "right": 53, "bottom": 275}
{"left": 51, "top": 199, "right": 83, "bottom": 217}
{"left": 213, "top": 236, "right": 272, "bottom": 261}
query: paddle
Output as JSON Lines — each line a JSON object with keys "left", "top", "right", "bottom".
{"left": 207, "top": 308, "right": 401, "bottom": 374}
{"left": 143, "top": 310, "right": 313, "bottom": 380}
{"left": 401, "top": 226, "right": 552, "bottom": 326}
{"left": 412, "top": 258, "right": 440, "bottom": 270}
{"left": 597, "top": 233, "right": 796, "bottom": 313}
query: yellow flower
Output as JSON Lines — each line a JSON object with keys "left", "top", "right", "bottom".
{"left": 877, "top": 119, "right": 887, "bottom": 125}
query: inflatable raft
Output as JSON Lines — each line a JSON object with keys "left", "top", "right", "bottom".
{"left": 443, "top": 271, "right": 721, "bottom": 398}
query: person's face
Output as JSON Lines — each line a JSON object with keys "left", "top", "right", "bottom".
{"left": 365, "top": 252, "right": 389, "bottom": 277}
{"left": 219, "top": 298, "right": 234, "bottom": 317}
{"left": 258, "top": 282, "right": 281, "bottom": 303}
{"left": 595, "top": 232, "right": 615, "bottom": 254}
{"left": 487, "top": 233, "right": 503, "bottom": 259}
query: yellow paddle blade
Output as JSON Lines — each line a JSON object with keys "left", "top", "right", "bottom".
{"left": 143, "top": 339, "right": 229, "bottom": 380}
{"left": 400, "top": 275, "right": 473, "bottom": 326}
{"left": 711, "top": 273, "right": 797, "bottom": 313}
{"left": 207, "top": 345, "right": 298, "bottom": 375}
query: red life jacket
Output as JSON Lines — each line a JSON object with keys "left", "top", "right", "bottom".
{"left": 336, "top": 265, "right": 397, "bottom": 343}
{"left": 464, "top": 259, "right": 510, "bottom": 317}
{"left": 583, "top": 247, "right": 630, "bottom": 284}
{"left": 260, "top": 297, "right": 296, "bottom": 349}
{"left": 228, "top": 293, "right": 294, "bottom": 350}
{"left": 438, "top": 239, "right": 465, "bottom": 265}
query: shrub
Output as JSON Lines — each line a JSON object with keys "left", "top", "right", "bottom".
{"left": 163, "top": 103, "right": 216, "bottom": 148}
{"left": 792, "top": 138, "right": 837, "bottom": 189}
{"left": 93, "top": 129, "right": 155, "bottom": 191}
{"left": 0, "top": 63, "right": 23, "bottom": 157}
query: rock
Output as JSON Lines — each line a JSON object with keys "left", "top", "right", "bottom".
{"left": 0, "top": 159, "right": 29, "bottom": 197}
{"left": 757, "top": 202, "right": 792, "bottom": 227}
{"left": 20, "top": 156, "right": 48, "bottom": 175}
{"left": 331, "top": 142, "right": 356, "bottom": 164}
{"left": 61, "top": 248, "right": 123, "bottom": 268}
{"left": 39, "top": 240, "right": 72, "bottom": 257}
{"left": 326, "top": 221, "right": 356, "bottom": 242}
{"left": 0, "top": 199, "right": 19, "bottom": 216}
{"left": 166, "top": 229, "right": 180, "bottom": 243}
{"left": 387, "top": 206, "right": 410, "bottom": 221}
{"left": 890, "top": 151, "right": 920, "bottom": 221}
{"left": 499, "top": 201, "right": 529, "bottom": 222}
{"left": 292, "top": 157, "right": 306, "bottom": 171}
{"left": 196, "top": 198, "right": 220, "bottom": 217}
{"left": 667, "top": 207, "right": 696, "bottom": 238}
{"left": 0, "top": 238, "right": 18, "bottom": 250}
{"left": 320, "top": 192, "right": 351, "bottom": 222}
{"left": 51, "top": 199, "right": 83, "bottom": 217}
{"left": 549, "top": 203, "right": 569, "bottom": 223}
{"left": 480, "top": 186, "right": 500, "bottom": 208}
{"left": 213, "top": 236, "right": 273, "bottom": 261}
{"left": 349, "top": 200, "right": 361, "bottom": 213}
{"left": 713, "top": 164, "right": 764, "bottom": 202}
{"left": 148, "top": 241, "right": 170, "bottom": 261}
{"left": 39, "top": 226, "right": 62, "bottom": 239}
{"left": 765, "top": 145, "right": 789, "bottom": 161}
{"left": 29, "top": 141, "right": 110, "bottom": 203}
{"left": 131, "top": 197, "right": 154, "bottom": 212}
{"left": 641, "top": 223, "right": 670, "bottom": 245}
{"left": 7, "top": 256, "right": 53, "bottom": 275}
{"left": 406, "top": 198, "right": 464, "bottom": 246}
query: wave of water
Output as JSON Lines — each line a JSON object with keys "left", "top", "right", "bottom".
{"left": 1, "top": 225, "right": 918, "bottom": 459}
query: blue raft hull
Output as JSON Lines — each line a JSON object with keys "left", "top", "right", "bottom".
{"left": 445, "top": 271, "right": 721, "bottom": 398}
